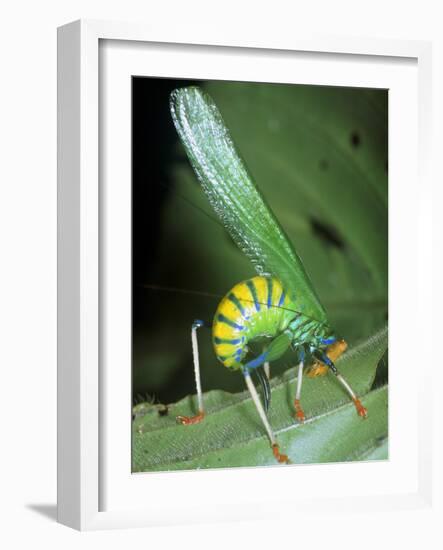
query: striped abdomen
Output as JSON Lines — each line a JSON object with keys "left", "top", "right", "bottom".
{"left": 212, "top": 276, "right": 296, "bottom": 369}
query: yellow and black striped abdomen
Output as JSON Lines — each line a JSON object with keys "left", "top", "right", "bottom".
{"left": 212, "top": 276, "right": 296, "bottom": 369}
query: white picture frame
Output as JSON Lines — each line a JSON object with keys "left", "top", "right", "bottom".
{"left": 57, "top": 19, "right": 433, "bottom": 531}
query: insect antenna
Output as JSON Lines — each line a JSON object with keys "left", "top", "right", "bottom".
{"left": 140, "top": 283, "right": 224, "bottom": 302}
{"left": 140, "top": 283, "right": 326, "bottom": 324}
{"left": 157, "top": 179, "right": 225, "bottom": 233}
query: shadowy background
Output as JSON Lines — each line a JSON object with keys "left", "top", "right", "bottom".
{"left": 132, "top": 77, "right": 388, "bottom": 405}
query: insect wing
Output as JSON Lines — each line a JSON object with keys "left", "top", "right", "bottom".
{"left": 170, "top": 86, "right": 327, "bottom": 323}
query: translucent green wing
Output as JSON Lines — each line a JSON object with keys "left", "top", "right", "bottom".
{"left": 170, "top": 86, "right": 327, "bottom": 323}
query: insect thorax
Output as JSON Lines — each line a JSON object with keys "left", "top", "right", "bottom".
{"left": 287, "top": 314, "right": 333, "bottom": 351}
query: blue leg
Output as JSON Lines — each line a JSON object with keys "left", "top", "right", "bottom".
{"left": 316, "top": 351, "right": 337, "bottom": 373}
{"left": 243, "top": 350, "right": 270, "bottom": 371}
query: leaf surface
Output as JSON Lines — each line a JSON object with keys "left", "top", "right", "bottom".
{"left": 133, "top": 326, "right": 387, "bottom": 471}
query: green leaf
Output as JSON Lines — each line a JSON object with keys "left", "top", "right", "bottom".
{"left": 132, "top": 325, "right": 387, "bottom": 471}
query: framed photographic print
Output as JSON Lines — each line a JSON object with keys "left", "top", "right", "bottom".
{"left": 57, "top": 19, "right": 433, "bottom": 530}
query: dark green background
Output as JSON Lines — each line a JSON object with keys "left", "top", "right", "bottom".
{"left": 132, "top": 78, "right": 388, "bottom": 405}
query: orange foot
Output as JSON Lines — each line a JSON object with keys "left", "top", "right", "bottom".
{"left": 294, "top": 399, "right": 306, "bottom": 423}
{"left": 272, "top": 444, "right": 289, "bottom": 464}
{"left": 353, "top": 398, "right": 368, "bottom": 419}
{"left": 176, "top": 411, "right": 205, "bottom": 425}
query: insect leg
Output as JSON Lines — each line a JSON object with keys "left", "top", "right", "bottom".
{"left": 255, "top": 365, "right": 271, "bottom": 413}
{"left": 294, "top": 359, "right": 306, "bottom": 423}
{"left": 318, "top": 352, "right": 368, "bottom": 418}
{"left": 243, "top": 369, "right": 289, "bottom": 464}
{"left": 176, "top": 319, "right": 207, "bottom": 425}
